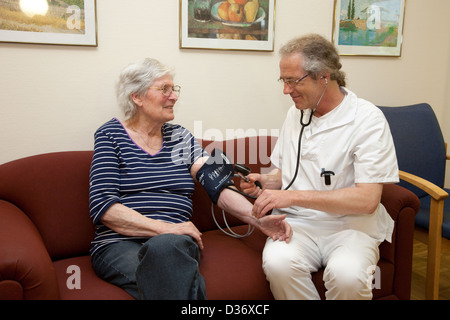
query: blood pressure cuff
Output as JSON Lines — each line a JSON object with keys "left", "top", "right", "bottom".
{"left": 196, "top": 148, "right": 235, "bottom": 204}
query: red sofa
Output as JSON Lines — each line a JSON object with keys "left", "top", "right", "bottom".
{"left": 0, "top": 136, "right": 419, "bottom": 300}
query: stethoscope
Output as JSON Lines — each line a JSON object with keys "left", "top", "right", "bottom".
{"left": 284, "top": 77, "right": 328, "bottom": 190}
{"left": 212, "top": 77, "right": 329, "bottom": 238}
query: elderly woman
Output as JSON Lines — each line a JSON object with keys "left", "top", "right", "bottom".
{"left": 89, "top": 58, "right": 291, "bottom": 300}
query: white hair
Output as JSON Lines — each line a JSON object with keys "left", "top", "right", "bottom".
{"left": 116, "top": 58, "right": 174, "bottom": 119}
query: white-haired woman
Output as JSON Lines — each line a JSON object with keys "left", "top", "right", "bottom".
{"left": 89, "top": 58, "right": 291, "bottom": 300}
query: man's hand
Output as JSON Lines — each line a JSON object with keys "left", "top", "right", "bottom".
{"left": 240, "top": 173, "right": 263, "bottom": 198}
{"left": 252, "top": 189, "right": 295, "bottom": 218}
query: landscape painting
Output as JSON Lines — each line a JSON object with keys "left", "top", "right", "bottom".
{"left": 332, "top": 0, "right": 405, "bottom": 56}
{"left": 0, "top": 0, "right": 97, "bottom": 46}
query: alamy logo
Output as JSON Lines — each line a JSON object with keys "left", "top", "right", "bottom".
{"left": 170, "top": 121, "right": 279, "bottom": 171}
{"left": 66, "top": 265, "right": 81, "bottom": 290}
{"left": 366, "top": 265, "right": 381, "bottom": 290}
{"left": 66, "top": 6, "right": 82, "bottom": 30}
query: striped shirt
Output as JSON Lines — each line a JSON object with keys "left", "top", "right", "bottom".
{"left": 89, "top": 118, "right": 206, "bottom": 254}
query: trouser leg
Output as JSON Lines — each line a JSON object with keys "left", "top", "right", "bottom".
{"left": 262, "top": 224, "right": 380, "bottom": 300}
{"left": 91, "top": 240, "right": 142, "bottom": 299}
{"left": 137, "top": 234, "right": 206, "bottom": 300}
{"left": 91, "top": 234, "right": 206, "bottom": 300}
{"left": 262, "top": 225, "right": 321, "bottom": 300}
{"left": 321, "top": 230, "right": 380, "bottom": 300}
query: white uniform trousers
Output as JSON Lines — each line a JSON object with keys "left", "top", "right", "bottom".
{"left": 262, "top": 223, "right": 380, "bottom": 300}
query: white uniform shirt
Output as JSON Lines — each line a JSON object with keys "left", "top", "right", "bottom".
{"left": 270, "top": 88, "right": 399, "bottom": 243}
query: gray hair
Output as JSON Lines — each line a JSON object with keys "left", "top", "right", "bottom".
{"left": 280, "top": 34, "right": 346, "bottom": 87}
{"left": 116, "top": 58, "right": 174, "bottom": 119}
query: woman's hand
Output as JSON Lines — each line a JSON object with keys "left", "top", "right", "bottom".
{"left": 257, "top": 214, "right": 292, "bottom": 243}
{"left": 162, "top": 221, "right": 204, "bottom": 250}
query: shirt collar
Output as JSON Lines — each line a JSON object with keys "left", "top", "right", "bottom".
{"left": 306, "top": 87, "right": 357, "bottom": 137}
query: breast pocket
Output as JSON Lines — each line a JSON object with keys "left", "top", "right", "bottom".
{"left": 318, "top": 164, "right": 354, "bottom": 190}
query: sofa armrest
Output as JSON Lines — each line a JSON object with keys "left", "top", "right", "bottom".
{"left": 381, "top": 183, "right": 420, "bottom": 222}
{"left": 380, "top": 184, "right": 420, "bottom": 300}
{"left": 0, "top": 200, "right": 59, "bottom": 300}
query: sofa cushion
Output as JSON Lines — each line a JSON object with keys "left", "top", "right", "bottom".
{"left": 53, "top": 256, "right": 134, "bottom": 300}
{"left": 199, "top": 226, "right": 273, "bottom": 300}
{"left": 53, "top": 227, "right": 273, "bottom": 300}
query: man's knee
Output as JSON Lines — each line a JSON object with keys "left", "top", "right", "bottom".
{"left": 263, "top": 243, "right": 310, "bottom": 282}
{"left": 324, "top": 254, "right": 373, "bottom": 299}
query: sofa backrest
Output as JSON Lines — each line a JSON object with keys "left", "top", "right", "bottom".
{"left": 0, "top": 136, "right": 277, "bottom": 260}
{"left": 0, "top": 151, "right": 94, "bottom": 260}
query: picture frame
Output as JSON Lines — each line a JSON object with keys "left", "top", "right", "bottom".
{"left": 179, "top": 0, "right": 275, "bottom": 51}
{"left": 0, "top": 0, "right": 98, "bottom": 46}
{"left": 332, "top": 0, "right": 406, "bottom": 56}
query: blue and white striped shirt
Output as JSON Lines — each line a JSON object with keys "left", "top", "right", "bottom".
{"left": 89, "top": 118, "right": 206, "bottom": 254}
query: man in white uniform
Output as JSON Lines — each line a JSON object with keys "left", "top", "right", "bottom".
{"left": 241, "top": 34, "right": 399, "bottom": 300}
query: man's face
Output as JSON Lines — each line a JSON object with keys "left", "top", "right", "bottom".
{"left": 279, "top": 53, "right": 322, "bottom": 111}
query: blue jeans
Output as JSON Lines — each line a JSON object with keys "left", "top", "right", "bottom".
{"left": 91, "top": 234, "right": 206, "bottom": 300}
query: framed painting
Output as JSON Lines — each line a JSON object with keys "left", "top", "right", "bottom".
{"left": 332, "top": 0, "right": 406, "bottom": 56}
{"left": 179, "top": 0, "right": 275, "bottom": 51}
{"left": 0, "top": 0, "right": 97, "bottom": 46}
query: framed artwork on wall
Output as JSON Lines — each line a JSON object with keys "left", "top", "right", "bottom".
{"left": 179, "top": 0, "right": 275, "bottom": 51}
{"left": 332, "top": 0, "right": 406, "bottom": 56}
{"left": 0, "top": 0, "right": 97, "bottom": 46}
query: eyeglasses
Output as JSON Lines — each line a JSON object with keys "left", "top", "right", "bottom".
{"left": 149, "top": 85, "right": 181, "bottom": 97}
{"left": 278, "top": 73, "right": 310, "bottom": 88}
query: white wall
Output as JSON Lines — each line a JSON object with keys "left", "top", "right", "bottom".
{"left": 1, "top": 0, "right": 450, "bottom": 182}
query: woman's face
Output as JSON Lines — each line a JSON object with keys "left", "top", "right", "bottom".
{"left": 132, "top": 74, "right": 178, "bottom": 124}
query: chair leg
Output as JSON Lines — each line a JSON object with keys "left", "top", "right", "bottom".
{"left": 426, "top": 199, "right": 443, "bottom": 300}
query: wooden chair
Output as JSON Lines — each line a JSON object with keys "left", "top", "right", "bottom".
{"left": 379, "top": 103, "right": 450, "bottom": 300}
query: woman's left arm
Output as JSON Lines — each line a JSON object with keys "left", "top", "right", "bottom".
{"left": 190, "top": 157, "right": 292, "bottom": 242}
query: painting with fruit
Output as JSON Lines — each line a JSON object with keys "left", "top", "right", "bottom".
{"left": 217, "top": 0, "right": 260, "bottom": 24}
{"left": 181, "top": 0, "right": 274, "bottom": 50}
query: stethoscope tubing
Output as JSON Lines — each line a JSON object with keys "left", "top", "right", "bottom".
{"left": 284, "top": 80, "right": 328, "bottom": 190}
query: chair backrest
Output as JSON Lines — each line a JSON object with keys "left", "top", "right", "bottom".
{"left": 378, "top": 103, "right": 446, "bottom": 199}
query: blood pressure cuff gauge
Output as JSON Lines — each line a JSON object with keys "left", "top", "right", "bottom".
{"left": 196, "top": 148, "right": 235, "bottom": 204}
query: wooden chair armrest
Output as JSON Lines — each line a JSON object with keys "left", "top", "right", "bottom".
{"left": 399, "top": 170, "right": 448, "bottom": 201}
{"left": 398, "top": 170, "right": 448, "bottom": 299}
